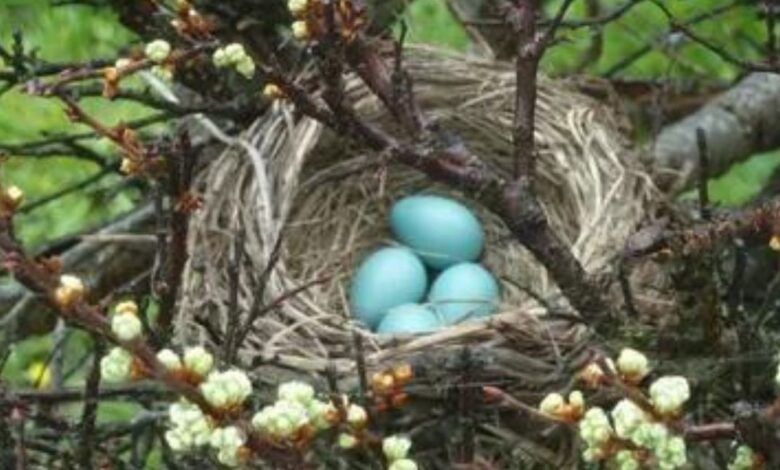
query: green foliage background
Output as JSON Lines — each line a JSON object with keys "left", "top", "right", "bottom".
{"left": 0, "top": 0, "right": 778, "bottom": 418}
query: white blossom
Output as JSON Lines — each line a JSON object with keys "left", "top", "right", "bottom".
{"left": 578, "top": 407, "right": 613, "bottom": 448}
{"left": 307, "top": 399, "right": 336, "bottom": 430}
{"left": 630, "top": 422, "right": 668, "bottom": 448}
{"left": 388, "top": 459, "right": 418, "bottom": 470}
{"left": 649, "top": 376, "right": 690, "bottom": 415}
{"left": 156, "top": 349, "right": 182, "bottom": 371}
{"left": 4, "top": 185, "right": 24, "bottom": 207}
{"left": 617, "top": 348, "right": 650, "bottom": 381}
{"left": 287, "top": 0, "right": 308, "bottom": 16}
{"left": 235, "top": 57, "right": 255, "bottom": 79}
{"left": 183, "top": 346, "right": 213, "bottom": 376}
{"left": 111, "top": 311, "right": 142, "bottom": 341}
{"left": 150, "top": 65, "right": 173, "bottom": 82}
{"left": 654, "top": 435, "right": 687, "bottom": 469}
{"left": 611, "top": 399, "right": 648, "bottom": 439}
{"left": 114, "top": 300, "right": 138, "bottom": 316}
{"left": 291, "top": 21, "right": 309, "bottom": 40}
{"left": 252, "top": 400, "right": 310, "bottom": 439}
{"left": 200, "top": 369, "right": 252, "bottom": 408}
{"left": 728, "top": 445, "right": 756, "bottom": 470}
{"left": 100, "top": 347, "right": 133, "bottom": 382}
{"left": 145, "top": 39, "right": 171, "bottom": 63}
{"left": 165, "top": 401, "right": 212, "bottom": 451}
{"left": 55, "top": 274, "right": 85, "bottom": 307}
{"left": 538, "top": 392, "right": 565, "bottom": 416}
{"left": 568, "top": 390, "right": 585, "bottom": 410}
{"left": 278, "top": 381, "right": 315, "bottom": 405}
{"left": 612, "top": 450, "right": 640, "bottom": 470}
{"left": 346, "top": 403, "right": 368, "bottom": 427}
{"left": 338, "top": 433, "right": 358, "bottom": 449}
{"left": 382, "top": 435, "right": 411, "bottom": 461}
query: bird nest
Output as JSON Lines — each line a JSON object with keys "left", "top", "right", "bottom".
{"left": 178, "top": 46, "right": 654, "bottom": 465}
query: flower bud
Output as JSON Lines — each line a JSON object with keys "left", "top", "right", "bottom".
{"left": 120, "top": 157, "right": 137, "bottom": 175}
{"left": 100, "top": 347, "right": 133, "bottom": 382}
{"left": 235, "top": 57, "right": 255, "bottom": 79}
{"left": 308, "top": 399, "right": 337, "bottom": 430}
{"left": 578, "top": 359, "right": 615, "bottom": 388}
{"left": 617, "top": 348, "right": 650, "bottom": 383}
{"left": 291, "top": 21, "right": 310, "bottom": 40}
{"left": 157, "top": 349, "right": 182, "bottom": 371}
{"left": 287, "top": 0, "right": 308, "bottom": 16}
{"left": 3, "top": 185, "right": 24, "bottom": 209}
{"left": 392, "top": 363, "right": 414, "bottom": 384}
{"left": 145, "top": 39, "right": 172, "bottom": 63}
{"left": 223, "top": 43, "right": 247, "bottom": 63}
{"left": 263, "top": 83, "right": 284, "bottom": 100}
{"left": 166, "top": 401, "right": 212, "bottom": 451}
{"left": 210, "top": 425, "right": 245, "bottom": 451}
{"left": 212, "top": 48, "right": 229, "bottom": 68}
{"left": 278, "top": 381, "right": 315, "bottom": 405}
{"left": 611, "top": 399, "right": 648, "bottom": 439}
{"left": 54, "top": 274, "right": 86, "bottom": 308}
{"left": 183, "top": 346, "right": 213, "bottom": 377}
{"left": 578, "top": 407, "right": 613, "bottom": 448}
{"left": 111, "top": 310, "right": 142, "bottom": 341}
{"left": 114, "top": 300, "right": 138, "bottom": 316}
{"left": 346, "top": 404, "right": 368, "bottom": 427}
{"left": 613, "top": 450, "right": 640, "bottom": 470}
{"left": 151, "top": 65, "right": 173, "bottom": 82}
{"left": 538, "top": 392, "right": 565, "bottom": 417}
{"left": 371, "top": 372, "right": 395, "bottom": 394}
{"left": 654, "top": 435, "right": 687, "bottom": 469}
{"left": 115, "top": 58, "right": 132, "bottom": 69}
{"left": 200, "top": 369, "right": 253, "bottom": 408}
{"left": 338, "top": 433, "right": 358, "bottom": 449}
{"left": 649, "top": 376, "right": 690, "bottom": 415}
{"left": 729, "top": 445, "right": 757, "bottom": 470}
{"left": 382, "top": 435, "right": 411, "bottom": 461}
{"left": 389, "top": 459, "right": 418, "bottom": 470}
{"left": 568, "top": 390, "right": 585, "bottom": 410}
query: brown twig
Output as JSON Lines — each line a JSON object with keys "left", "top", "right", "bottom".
{"left": 76, "top": 336, "right": 105, "bottom": 468}
{"left": 154, "top": 132, "right": 196, "bottom": 341}
{"left": 625, "top": 196, "right": 780, "bottom": 258}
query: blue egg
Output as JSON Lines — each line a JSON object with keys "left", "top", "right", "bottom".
{"left": 390, "top": 195, "right": 484, "bottom": 270}
{"left": 377, "top": 303, "right": 441, "bottom": 335}
{"left": 428, "top": 263, "right": 499, "bottom": 325}
{"left": 349, "top": 247, "right": 428, "bottom": 329}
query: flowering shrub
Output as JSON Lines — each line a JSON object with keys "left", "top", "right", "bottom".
{"left": 538, "top": 348, "right": 776, "bottom": 469}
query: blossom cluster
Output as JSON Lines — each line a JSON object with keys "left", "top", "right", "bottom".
{"left": 540, "top": 348, "right": 692, "bottom": 469}
{"left": 287, "top": 0, "right": 311, "bottom": 40}
{"left": 382, "top": 435, "right": 417, "bottom": 470}
{"left": 62, "top": 284, "right": 418, "bottom": 468}
{"left": 212, "top": 43, "right": 255, "bottom": 79}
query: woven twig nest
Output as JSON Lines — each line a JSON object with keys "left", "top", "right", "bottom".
{"left": 178, "top": 46, "right": 654, "bottom": 465}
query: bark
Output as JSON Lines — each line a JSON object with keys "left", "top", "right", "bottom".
{"left": 650, "top": 73, "right": 780, "bottom": 192}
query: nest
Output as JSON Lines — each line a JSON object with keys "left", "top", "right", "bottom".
{"left": 179, "top": 46, "right": 654, "bottom": 465}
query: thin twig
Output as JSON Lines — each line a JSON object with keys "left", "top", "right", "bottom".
{"left": 696, "top": 128, "right": 711, "bottom": 220}
{"left": 76, "top": 336, "right": 105, "bottom": 468}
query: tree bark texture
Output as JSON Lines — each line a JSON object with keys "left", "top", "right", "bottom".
{"left": 651, "top": 73, "right": 780, "bottom": 192}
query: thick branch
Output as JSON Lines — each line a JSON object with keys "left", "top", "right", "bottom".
{"left": 651, "top": 73, "right": 780, "bottom": 192}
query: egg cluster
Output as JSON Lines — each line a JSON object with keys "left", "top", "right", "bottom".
{"left": 349, "top": 195, "right": 500, "bottom": 335}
